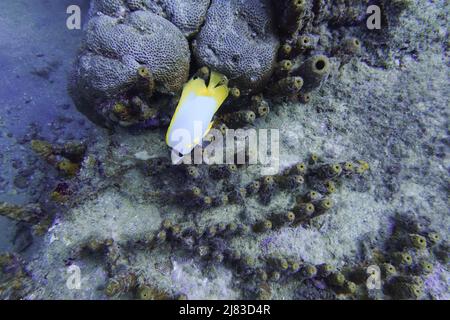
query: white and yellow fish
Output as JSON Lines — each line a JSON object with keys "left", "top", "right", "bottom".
{"left": 166, "top": 70, "right": 229, "bottom": 155}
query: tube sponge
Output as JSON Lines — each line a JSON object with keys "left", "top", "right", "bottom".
{"left": 294, "top": 55, "right": 331, "bottom": 93}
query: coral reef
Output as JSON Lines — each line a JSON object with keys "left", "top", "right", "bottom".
{"left": 69, "top": 0, "right": 390, "bottom": 129}
{"left": 333, "top": 214, "right": 448, "bottom": 300}
{"left": 0, "top": 0, "right": 447, "bottom": 302}
{"left": 90, "top": 0, "right": 210, "bottom": 38}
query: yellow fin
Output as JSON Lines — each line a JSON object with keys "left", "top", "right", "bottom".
{"left": 208, "top": 71, "right": 223, "bottom": 89}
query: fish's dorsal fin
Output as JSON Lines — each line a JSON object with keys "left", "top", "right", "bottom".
{"left": 208, "top": 71, "right": 223, "bottom": 89}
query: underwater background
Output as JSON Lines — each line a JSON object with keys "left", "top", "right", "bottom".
{"left": 0, "top": 0, "right": 448, "bottom": 300}
{"left": 0, "top": 0, "right": 95, "bottom": 252}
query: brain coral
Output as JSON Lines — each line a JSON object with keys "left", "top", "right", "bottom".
{"left": 126, "top": 0, "right": 211, "bottom": 38}
{"left": 69, "top": 10, "right": 190, "bottom": 125}
{"left": 89, "top": 0, "right": 128, "bottom": 18}
{"left": 192, "top": 0, "right": 280, "bottom": 92}
{"left": 312, "top": 0, "right": 369, "bottom": 26}
{"left": 90, "top": 0, "right": 210, "bottom": 38}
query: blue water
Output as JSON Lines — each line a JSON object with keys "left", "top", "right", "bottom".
{"left": 0, "top": 0, "right": 94, "bottom": 251}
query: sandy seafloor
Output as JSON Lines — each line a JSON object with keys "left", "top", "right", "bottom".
{"left": 0, "top": 1, "right": 448, "bottom": 299}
